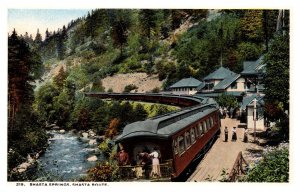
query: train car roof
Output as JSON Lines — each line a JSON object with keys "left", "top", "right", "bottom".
{"left": 115, "top": 103, "right": 218, "bottom": 143}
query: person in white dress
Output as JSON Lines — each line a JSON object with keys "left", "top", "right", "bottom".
{"left": 149, "top": 147, "right": 161, "bottom": 178}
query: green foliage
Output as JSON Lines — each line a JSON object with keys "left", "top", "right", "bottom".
{"left": 263, "top": 33, "right": 289, "bottom": 139}
{"left": 8, "top": 31, "right": 48, "bottom": 172}
{"left": 98, "top": 138, "right": 113, "bottom": 157}
{"left": 52, "top": 90, "right": 74, "bottom": 126}
{"left": 243, "top": 147, "right": 289, "bottom": 182}
{"left": 33, "top": 82, "right": 60, "bottom": 123}
{"left": 66, "top": 66, "right": 89, "bottom": 90}
{"left": 111, "top": 10, "right": 132, "bottom": 56}
{"left": 123, "top": 84, "right": 138, "bottom": 93}
{"left": 133, "top": 103, "right": 148, "bottom": 121}
{"left": 86, "top": 161, "right": 120, "bottom": 181}
{"left": 151, "top": 87, "right": 161, "bottom": 93}
{"left": 8, "top": 106, "right": 48, "bottom": 171}
{"left": 139, "top": 9, "right": 159, "bottom": 39}
{"left": 173, "top": 14, "right": 242, "bottom": 82}
{"left": 90, "top": 80, "right": 105, "bottom": 92}
{"left": 107, "top": 88, "right": 113, "bottom": 93}
{"left": 215, "top": 93, "right": 238, "bottom": 108}
{"left": 263, "top": 33, "right": 289, "bottom": 120}
{"left": 53, "top": 67, "right": 68, "bottom": 90}
{"left": 240, "top": 10, "right": 264, "bottom": 43}
{"left": 237, "top": 42, "right": 263, "bottom": 61}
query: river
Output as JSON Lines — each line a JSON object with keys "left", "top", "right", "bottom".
{"left": 34, "top": 131, "right": 103, "bottom": 181}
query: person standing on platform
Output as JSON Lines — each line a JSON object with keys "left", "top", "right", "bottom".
{"left": 149, "top": 147, "right": 161, "bottom": 178}
{"left": 243, "top": 128, "right": 248, "bottom": 143}
{"left": 231, "top": 127, "right": 237, "bottom": 142}
{"left": 117, "top": 147, "right": 129, "bottom": 166}
{"left": 224, "top": 126, "right": 229, "bottom": 142}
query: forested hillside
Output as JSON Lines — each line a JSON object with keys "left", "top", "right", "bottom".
{"left": 8, "top": 9, "right": 289, "bottom": 178}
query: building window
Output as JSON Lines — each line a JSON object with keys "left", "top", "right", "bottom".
{"left": 191, "top": 128, "right": 195, "bottom": 143}
{"left": 178, "top": 136, "right": 185, "bottom": 154}
{"left": 185, "top": 131, "right": 191, "bottom": 148}
{"left": 231, "top": 82, "right": 237, "bottom": 89}
{"left": 173, "top": 139, "right": 178, "bottom": 155}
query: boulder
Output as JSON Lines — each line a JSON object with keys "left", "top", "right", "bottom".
{"left": 87, "top": 155, "right": 97, "bottom": 162}
{"left": 53, "top": 126, "right": 60, "bottom": 130}
{"left": 59, "top": 129, "right": 66, "bottom": 134}
{"left": 82, "top": 132, "right": 89, "bottom": 138}
{"left": 18, "top": 168, "right": 27, "bottom": 173}
{"left": 88, "top": 139, "right": 97, "bottom": 145}
{"left": 19, "top": 162, "right": 31, "bottom": 169}
{"left": 88, "top": 130, "right": 96, "bottom": 137}
{"left": 27, "top": 155, "right": 35, "bottom": 164}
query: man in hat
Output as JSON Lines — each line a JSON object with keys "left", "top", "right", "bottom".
{"left": 224, "top": 126, "right": 229, "bottom": 142}
{"left": 118, "top": 147, "right": 129, "bottom": 166}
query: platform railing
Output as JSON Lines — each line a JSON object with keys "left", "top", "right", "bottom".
{"left": 228, "top": 151, "right": 248, "bottom": 182}
{"left": 118, "top": 159, "right": 173, "bottom": 181}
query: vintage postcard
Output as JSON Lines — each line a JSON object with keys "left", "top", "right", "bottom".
{"left": 2, "top": 0, "right": 297, "bottom": 192}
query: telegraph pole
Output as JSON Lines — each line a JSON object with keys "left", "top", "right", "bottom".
{"left": 253, "top": 98, "right": 257, "bottom": 143}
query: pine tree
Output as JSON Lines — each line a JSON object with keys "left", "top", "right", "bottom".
{"left": 139, "top": 9, "right": 157, "bottom": 40}
{"left": 240, "top": 10, "right": 264, "bottom": 43}
{"left": 34, "top": 28, "right": 43, "bottom": 47}
{"left": 111, "top": 10, "right": 131, "bottom": 56}
{"left": 8, "top": 29, "right": 45, "bottom": 168}
{"left": 263, "top": 33, "right": 289, "bottom": 121}
{"left": 45, "top": 28, "right": 50, "bottom": 40}
{"left": 53, "top": 66, "right": 67, "bottom": 90}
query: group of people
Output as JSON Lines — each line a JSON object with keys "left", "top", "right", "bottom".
{"left": 219, "top": 107, "right": 238, "bottom": 119}
{"left": 117, "top": 146, "right": 162, "bottom": 179}
{"left": 224, "top": 126, "right": 248, "bottom": 142}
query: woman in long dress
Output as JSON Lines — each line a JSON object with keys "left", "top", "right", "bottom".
{"left": 232, "top": 127, "right": 237, "bottom": 141}
{"left": 149, "top": 147, "right": 161, "bottom": 178}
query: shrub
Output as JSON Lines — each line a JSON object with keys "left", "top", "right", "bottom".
{"left": 243, "top": 146, "right": 289, "bottom": 182}
{"left": 86, "top": 161, "right": 119, "bottom": 181}
{"left": 123, "top": 84, "right": 138, "bottom": 93}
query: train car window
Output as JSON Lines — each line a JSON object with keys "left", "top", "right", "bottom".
{"left": 206, "top": 119, "right": 211, "bottom": 130}
{"left": 195, "top": 125, "right": 199, "bottom": 138}
{"left": 185, "top": 131, "right": 191, "bottom": 148}
{"left": 190, "top": 128, "right": 195, "bottom": 143}
{"left": 198, "top": 123, "right": 203, "bottom": 136}
{"left": 210, "top": 117, "right": 214, "bottom": 127}
{"left": 178, "top": 136, "right": 185, "bottom": 154}
{"left": 173, "top": 138, "right": 178, "bottom": 155}
{"left": 203, "top": 121, "right": 207, "bottom": 133}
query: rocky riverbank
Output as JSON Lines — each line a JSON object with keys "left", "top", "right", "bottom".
{"left": 9, "top": 124, "right": 106, "bottom": 181}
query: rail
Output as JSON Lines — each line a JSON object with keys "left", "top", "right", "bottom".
{"left": 228, "top": 151, "right": 248, "bottom": 182}
{"left": 118, "top": 160, "right": 173, "bottom": 181}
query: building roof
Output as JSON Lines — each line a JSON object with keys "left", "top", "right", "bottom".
{"left": 169, "top": 77, "right": 202, "bottom": 88}
{"left": 214, "top": 74, "right": 241, "bottom": 90}
{"left": 115, "top": 102, "right": 218, "bottom": 143}
{"left": 240, "top": 94, "right": 264, "bottom": 110}
{"left": 196, "top": 82, "right": 206, "bottom": 91}
{"left": 203, "top": 67, "right": 236, "bottom": 81}
{"left": 241, "top": 55, "right": 265, "bottom": 76}
{"left": 196, "top": 92, "right": 244, "bottom": 98}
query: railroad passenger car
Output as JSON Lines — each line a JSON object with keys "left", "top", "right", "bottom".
{"left": 115, "top": 102, "right": 220, "bottom": 179}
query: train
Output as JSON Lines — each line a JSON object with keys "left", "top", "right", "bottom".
{"left": 114, "top": 100, "right": 221, "bottom": 179}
